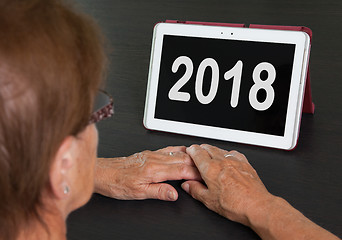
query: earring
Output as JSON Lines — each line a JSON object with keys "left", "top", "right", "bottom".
{"left": 64, "top": 185, "right": 70, "bottom": 194}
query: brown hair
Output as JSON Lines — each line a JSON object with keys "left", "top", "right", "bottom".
{"left": 0, "top": 0, "right": 107, "bottom": 239}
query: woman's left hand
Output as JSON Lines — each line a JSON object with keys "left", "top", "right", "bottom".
{"left": 94, "top": 146, "right": 201, "bottom": 201}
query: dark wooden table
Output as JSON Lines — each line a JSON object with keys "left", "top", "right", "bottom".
{"left": 67, "top": 0, "right": 342, "bottom": 239}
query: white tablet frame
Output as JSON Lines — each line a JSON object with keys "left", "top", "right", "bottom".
{"left": 144, "top": 23, "right": 310, "bottom": 150}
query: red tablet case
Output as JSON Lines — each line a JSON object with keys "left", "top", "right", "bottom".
{"left": 164, "top": 20, "right": 315, "bottom": 114}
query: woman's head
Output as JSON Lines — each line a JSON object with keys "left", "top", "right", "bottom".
{"left": 0, "top": 0, "right": 107, "bottom": 238}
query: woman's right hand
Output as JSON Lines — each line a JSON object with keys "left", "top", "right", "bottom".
{"left": 181, "top": 144, "right": 274, "bottom": 226}
{"left": 182, "top": 144, "right": 341, "bottom": 240}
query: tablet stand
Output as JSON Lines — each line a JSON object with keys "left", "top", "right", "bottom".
{"left": 165, "top": 20, "right": 315, "bottom": 114}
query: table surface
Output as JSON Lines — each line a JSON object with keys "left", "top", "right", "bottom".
{"left": 67, "top": 0, "right": 342, "bottom": 239}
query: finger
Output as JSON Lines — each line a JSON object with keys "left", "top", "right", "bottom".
{"left": 164, "top": 151, "right": 195, "bottom": 166}
{"left": 145, "top": 183, "right": 178, "bottom": 201}
{"left": 156, "top": 146, "right": 186, "bottom": 154}
{"left": 150, "top": 164, "right": 202, "bottom": 182}
{"left": 226, "top": 150, "right": 249, "bottom": 163}
{"left": 186, "top": 145, "right": 212, "bottom": 172}
{"left": 181, "top": 180, "right": 208, "bottom": 203}
{"left": 201, "top": 144, "right": 248, "bottom": 163}
{"left": 200, "top": 144, "right": 229, "bottom": 159}
{"left": 147, "top": 150, "right": 195, "bottom": 166}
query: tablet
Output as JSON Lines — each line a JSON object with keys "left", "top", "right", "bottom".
{"left": 144, "top": 22, "right": 311, "bottom": 150}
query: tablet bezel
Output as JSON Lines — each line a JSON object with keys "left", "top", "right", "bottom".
{"left": 144, "top": 23, "right": 310, "bottom": 150}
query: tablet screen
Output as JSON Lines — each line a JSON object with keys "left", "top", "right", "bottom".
{"left": 154, "top": 35, "right": 295, "bottom": 136}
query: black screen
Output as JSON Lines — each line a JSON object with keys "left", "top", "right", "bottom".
{"left": 154, "top": 35, "right": 295, "bottom": 136}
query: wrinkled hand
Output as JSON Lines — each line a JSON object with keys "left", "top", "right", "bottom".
{"left": 94, "top": 146, "right": 201, "bottom": 201}
{"left": 182, "top": 144, "right": 274, "bottom": 226}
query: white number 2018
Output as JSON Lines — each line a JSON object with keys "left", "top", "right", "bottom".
{"left": 168, "top": 56, "right": 276, "bottom": 111}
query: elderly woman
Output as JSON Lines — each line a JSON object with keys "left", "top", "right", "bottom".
{"left": 0, "top": 0, "right": 339, "bottom": 240}
{"left": 0, "top": 1, "right": 200, "bottom": 239}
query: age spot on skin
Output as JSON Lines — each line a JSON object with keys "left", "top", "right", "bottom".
{"left": 122, "top": 153, "right": 146, "bottom": 168}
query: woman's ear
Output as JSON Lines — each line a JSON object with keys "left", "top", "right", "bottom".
{"left": 49, "top": 136, "right": 77, "bottom": 200}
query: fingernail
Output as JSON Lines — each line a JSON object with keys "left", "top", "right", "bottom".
{"left": 181, "top": 183, "right": 189, "bottom": 193}
{"left": 168, "top": 190, "right": 176, "bottom": 201}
